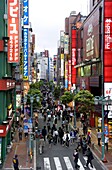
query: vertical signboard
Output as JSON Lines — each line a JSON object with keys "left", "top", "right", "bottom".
{"left": 8, "top": 0, "right": 20, "bottom": 63}
{"left": 61, "top": 54, "right": 64, "bottom": 77}
{"left": 71, "top": 26, "right": 77, "bottom": 85}
{"left": 23, "top": 0, "right": 29, "bottom": 80}
{"left": 65, "top": 61, "right": 68, "bottom": 89}
{"left": 68, "top": 59, "right": 71, "bottom": 90}
{"left": 104, "top": 0, "right": 112, "bottom": 82}
{"left": 64, "top": 35, "right": 69, "bottom": 54}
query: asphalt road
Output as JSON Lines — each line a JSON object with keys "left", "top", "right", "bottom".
{"left": 36, "top": 114, "right": 105, "bottom": 170}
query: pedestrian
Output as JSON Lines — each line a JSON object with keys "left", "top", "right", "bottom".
{"left": 42, "top": 126, "right": 47, "bottom": 141}
{"left": 97, "top": 129, "right": 102, "bottom": 146}
{"left": 47, "top": 130, "right": 53, "bottom": 148}
{"left": 73, "top": 149, "right": 80, "bottom": 169}
{"left": 58, "top": 127, "right": 64, "bottom": 145}
{"left": 47, "top": 119, "right": 51, "bottom": 132}
{"left": 83, "top": 123, "right": 87, "bottom": 136}
{"left": 53, "top": 128, "right": 58, "bottom": 144}
{"left": 82, "top": 137, "right": 87, "bottom": 155}
{"left": 70, "top": 129, "right": 76, "bottom": 145}
{"left": 18, "top": 125, "right": 23, "bottom": 141}
{"left": 105, "top": 135, "right": 109, "bottom": 151}
{"left": 65, "top": 131, "right": 70, "bottom": 147}
{"left": 12, "top": 154, "right": 19, "bottom": 170}
{"left": 84, "top": 147, "right": 94, "bottom": 168}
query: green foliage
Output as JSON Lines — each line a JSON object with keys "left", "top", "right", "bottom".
{"left": 74, "top": 90, "right": 94, "bottom": 115}
{"left": 60, "top": 91, "right": 74, "bottom": 104}
{"left": 53, "top": 86, "right": 61, "bottom": 100}
{"left": 27, "top": 83, "right": 42, "bottom": 109}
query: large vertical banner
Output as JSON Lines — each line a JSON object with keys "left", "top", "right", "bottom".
{"left": 104, "top": 0, "right": 112, "bottom": 83}
{"left": 23, "top": 0, "right": 29, "bottom": 80}
{"left": 68, "top": 59, "right": 71, "bottom": 90}
{"left": 71, "top": 26, "right": 77, "bottom": 85}
{"left": 8, "top": 0, "right": 20, "bottom": 63}
{"left": 65, "top": 61, "right": 68, "bottom": 89}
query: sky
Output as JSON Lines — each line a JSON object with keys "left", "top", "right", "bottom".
{"left": 29, "top": 0, "right": 88, "bottom": 57}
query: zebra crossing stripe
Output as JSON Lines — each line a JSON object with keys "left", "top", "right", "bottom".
{"left": 83, "top": 156, "right": 96, "bottom": 170}
{"left": 78, "top": 159, "right": 85, "bottom": 170}
{"left": 44, "top": 157, "right": 51, "bottom": 170}
{"left": 63, "top": 157, "right": 74, "bottom": 170}
{"left": 53, "top": 157, "right": 62, "bottom": 170}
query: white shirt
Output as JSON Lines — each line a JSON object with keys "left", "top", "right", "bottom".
{"left": 105, "top": 136, "right": 109, "bottom": 144}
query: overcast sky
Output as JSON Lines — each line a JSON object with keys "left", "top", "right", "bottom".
{"left": 29, "top": 0, "right": 88, "bottom": 57}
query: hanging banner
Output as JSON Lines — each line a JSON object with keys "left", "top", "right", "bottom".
{"left": 23, "top": 0, "right": 29, "bottom": 80}
{"left": 8, "top": 0, "right": 20, "bottom": 63}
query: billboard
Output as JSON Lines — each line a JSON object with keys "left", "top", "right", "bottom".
{"left": 8, "top": 0, "right": 20, "bottom": 63}
{"left": 83, "top": 8, "right": 99, "bottom": 61}
{"left": 104, "top": 0, "right": 112, "bottom": 82}
{"left": 61, "top": 54, "right": 64, "bottom": 77}
{"left": 68, "top": 59, "right": 71, "bottom": 90}
{"left": 65, "top": 61, "right": 68, "bottom": 89}
{"left": 23, "top": 0, "right": 29, "bottom": 80}
{"left": 71, "top": 26, "right": 77, "bottom": 84}
{"left": 64, "top": 35, "right": 69, "bottom": 54}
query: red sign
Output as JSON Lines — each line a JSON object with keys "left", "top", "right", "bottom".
{"left": 8, "top": 0, "right": 20, "bottom": 63}
{"left": 104, "top": 1, "right": 112, "bottom": 82}
{"left": 0, "top": 79, "right": 15, "bottom": 90}
{"left": 68, "top": 60, "right": 71, "bottom": 90}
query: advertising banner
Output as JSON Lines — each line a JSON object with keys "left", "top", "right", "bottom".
{"left": 104, "top": 0, "right": 112, "bottom": 82}
{"left": 61, "top": 54, "right": 64, "bottom": 77}
{"left": 64, "top": 35, "right": 69, "bottom": 54}
{"left": 68, "top": 60, "right": 71, "bottom": 90}
{"left": 23, "top": 0, "right": 29, "bottom": 25}
{"left": 60, "top": 31, "right": 64, "bottom": 48}
{"left": 65, "top": 61, "right": 68, "bottom": 89}
{"left": 83, "top": 8, "right": 99, "bottom": 61}
{"left": 8, "top": 0, "right": 20, "bottom": 63}
{"left": 23, "top": 28, "right": 28, "bottom": 80}
{"left": 23, "top": 0, "right": 29, "bottom": 80}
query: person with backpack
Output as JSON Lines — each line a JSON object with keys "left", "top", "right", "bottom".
{"left": 12, "top": 154, "right": 19, "bottom": 170}
{"left": 82, "top": 137, "right": 87, "bottom": 155}
{"left": 84, "top": 147, "right": 94, "bottom": 168}
{"left": 73, "top": 149, "right": 80, "bottom": 169}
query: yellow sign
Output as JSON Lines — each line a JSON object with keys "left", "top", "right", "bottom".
{"left": 23, "top": 76, "right": 28, "bottom": 80}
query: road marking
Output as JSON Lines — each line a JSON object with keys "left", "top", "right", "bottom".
{"left": 83, "top": 156, "right": 96, "bottom": 170}
{"left": 53, "top": 157, "right": 62, "bottom": 170}
{"left": 44, "top": 157, "right": 51, "bottom": 170}
{"left": 63, "top": 157, "right": 74, "bottom": 170}
{"left": 78, "top": 159, "right": 85, "bottom": 170}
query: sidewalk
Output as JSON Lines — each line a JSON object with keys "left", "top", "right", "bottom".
{"left": 70, "top": 120, "right": 112, "bottom": 170}
{"left": 3, "top": 128, "right": 34, "bottom": 170}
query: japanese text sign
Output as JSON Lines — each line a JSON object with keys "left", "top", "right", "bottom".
{"left": 23, "top": 0, "right": 29, "bottom": 25}
{"left": 8, "top": 0, "right": 20, "bottom": 63}
{"left": 23, "top": 28, "right": 28, "bottom": 80}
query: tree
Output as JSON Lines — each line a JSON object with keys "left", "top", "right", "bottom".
{"left": 27, "top": 84, "right": 42, "bottom": 109}
{"left": 60, "top": 91, "right": 74, "bottom": 105}
{"left": 53, "top": 85, "right": 61, "bottom": 100}
{"left": 74, "top": 90, "right": 94, "bottom": 117}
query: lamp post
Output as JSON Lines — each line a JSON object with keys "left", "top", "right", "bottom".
{"left": 94, "top": 95, "right": 112, "bottom": 162}
{"left": 24, "top": 94, "right": 40, "bottom": 154}
{"left": 73, "top": 89, "right": 77, "bottom": 129}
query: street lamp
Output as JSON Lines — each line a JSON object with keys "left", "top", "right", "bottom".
{"left": 24, "top": 94, "right": 40, "bottom": 155}
{"left": 94, "top": 95, "right": 112, "bottom": 162}
{"left": 73, "top": 89, "right": 77, "bottom": 129}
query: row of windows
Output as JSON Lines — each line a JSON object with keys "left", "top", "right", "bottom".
{"left": 77, "top": 62, "right": 101, "bottom": 77}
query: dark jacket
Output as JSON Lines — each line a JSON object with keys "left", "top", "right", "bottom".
{"left": 86, "top": 149, "right": 94, "bottom": 160}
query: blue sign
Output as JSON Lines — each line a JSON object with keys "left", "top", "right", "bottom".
{"left": 23, "top": 28, "right": 28, "bottom": 78}
{"left": 23, "top": 0, "right": 29, "bottom": 25}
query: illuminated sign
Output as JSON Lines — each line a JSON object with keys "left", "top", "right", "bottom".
{"left": 105, "top": 18, "right": 112, "bottom": 50}
{"left": 104, "top": 1, "right": 112, "bottom": 82}
{"left": 23, "top": 0, "right": 29, "bottom": 25}
{"left": 64, "top": 35, "right": 69, "bottom": 54}
{"left": 23, "top": 0, "right": 29, "bottom": 80}
{"left": 61, "top": 54, "right": 64, "bottom": 77}
{"left": 8, "top": 0, "right": 20, "bottom": 63}
{"left": 23, "top": 28, "right": 28, "bottom": 80}
{"left": 65, "top": 61, "right": 68, "bottom": 89}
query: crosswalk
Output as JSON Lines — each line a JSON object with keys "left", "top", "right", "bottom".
{"left": 43, "top": 156, "right": 97, "bottom": 170}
